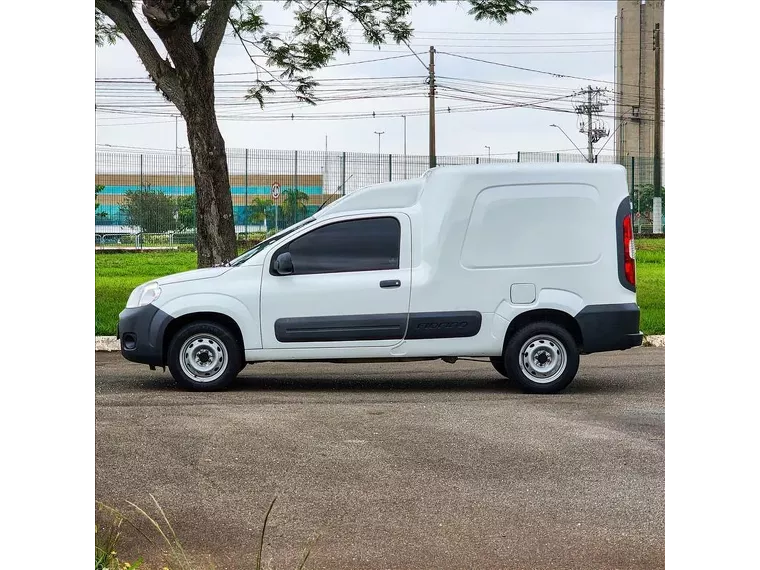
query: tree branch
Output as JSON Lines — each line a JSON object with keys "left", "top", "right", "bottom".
{"left": 329, "top": 0, "right": 379, "bottom": 44}
{"left": 199, "top": 0, "right": 236, "bottom": 60}
{"left": 227, "top": 17, "right": 308, "bottom": 104}
{"left": 95, "top": 0, "right": 187, "bottom": 114}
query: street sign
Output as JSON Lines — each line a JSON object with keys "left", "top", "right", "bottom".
{"left": 271, "top": 182, "right": 281, "bottom": 200}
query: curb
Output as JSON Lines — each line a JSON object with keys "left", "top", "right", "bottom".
{"left": 96, "top": 336, "right": 120, "bottom": 351}
{"left": 95, "top": 335, "right": 665, "bottom": 352}
{"left": 641, "top": 335, "right": 665, "bottom": 348}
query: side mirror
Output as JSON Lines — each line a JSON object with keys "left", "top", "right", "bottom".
{"left": 273, "top": 251, "right": 294, "bottom": 275}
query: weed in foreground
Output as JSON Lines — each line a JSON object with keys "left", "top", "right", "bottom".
{"left": 96, "top": 501, "right": 148, "bottom": 570}
{"left": 96, "top": 495, "right": 319, "bottom": 570}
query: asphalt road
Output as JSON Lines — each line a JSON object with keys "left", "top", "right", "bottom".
{"left": 95, "top": 348, "right": 664, "bottom": 570}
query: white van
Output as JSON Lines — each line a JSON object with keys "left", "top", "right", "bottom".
{"left": 118, "top": 163, "right": 642, "bottom": 393}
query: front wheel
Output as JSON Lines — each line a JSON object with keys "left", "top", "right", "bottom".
{"left": 167, "top": 321, "right": 243, "bottom": 391}
{"left": 504, "top": 322, "right": 579, "bottom": 394}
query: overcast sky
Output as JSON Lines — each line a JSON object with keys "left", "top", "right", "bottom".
{"left": 95, "top": 0, "right": 619, "bottom": 159}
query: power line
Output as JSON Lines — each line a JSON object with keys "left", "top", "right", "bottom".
{"left": 439, "top": 52, "right": 662, "bottom": 91}
{"left": 305, "top": 48, "right": 621, "bottom": 54}
{"left": 97, "top": 119, "right": 177, "bottom": 127}
{"left": 95, "top": 54, "right": 418, "bottom": 82}
{"left": 96, "top": 74, "right": 423, "bottom": 84}
{"left": 258, "top": 24, "right": 624, "bottom": 36}
{"left": 220, "top": 38, "right": 624, "bottom": 49}
{"left": 96, "top": 96, "right": 580, "bottom": 122}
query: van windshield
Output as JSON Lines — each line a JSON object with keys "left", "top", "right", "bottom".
{"left": 227, "top": 217, "right": 316, "bottom": 267}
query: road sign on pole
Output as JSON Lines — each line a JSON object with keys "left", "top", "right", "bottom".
{"left": 271, "top": 182, "right": 281, "bottom": 200}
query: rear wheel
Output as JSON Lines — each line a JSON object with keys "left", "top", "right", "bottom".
{"left": 504, "top": 321, "right": 579, "bottom": 394}
{"left": 167, "top": 321, "right": 242, "bottom": 391}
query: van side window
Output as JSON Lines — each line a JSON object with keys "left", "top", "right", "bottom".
{"left": 285, "top": 217, "right": 400, "bottom": 275}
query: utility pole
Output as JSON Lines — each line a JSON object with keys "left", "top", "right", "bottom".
{"left": 374, "top": 131, "right": 384, "bottom": 183}
{"left": 485, "top": 145, "right": 491, "bottom": 162}
{"left": 574, "top": 86, "right": 609, "bottom": 162}
{"left": 653, "top": 23, "right": 663, "bottom": 234}
{"left": 428, "top": 46, "right": 436, "bottom": 169}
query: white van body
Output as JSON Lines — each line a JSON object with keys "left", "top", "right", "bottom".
{"left": 118, "top": 164, "right": 642, "bottom": 393}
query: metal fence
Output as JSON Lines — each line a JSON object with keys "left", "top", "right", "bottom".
{"left": 95, "top": 148, "right": 664, "bottom": 248}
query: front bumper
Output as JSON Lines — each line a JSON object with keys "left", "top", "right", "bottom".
{"left": 117, "top": 305, "right": 174, "bottom": 366}
{"left": 575, "top": 303, "right": 644, "bottom": 354}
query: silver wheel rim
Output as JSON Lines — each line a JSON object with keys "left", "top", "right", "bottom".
{"left": 179, "top": 334, "right": 228, "bottom": 383}
{"left": 518, "top": 334, "right": 567, "bottom": 384}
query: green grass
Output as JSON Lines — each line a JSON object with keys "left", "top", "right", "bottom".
{"left": 95, "top": 239, "right": 664, "bottom": 336}
{"left": 635, "top": 238, "right": 665, "bottom": 335}
{"left": 95, "top": 252, "right": 196, "bottom": 335}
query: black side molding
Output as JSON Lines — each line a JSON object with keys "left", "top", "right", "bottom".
{"left": 405, "top": 311, "right": 482, "bottom": 340}
{"left": 274, "top": 311, "right": 482, "bottom": 343}
{"left": 275, "top": 314, "right": 407, "bottom": 343}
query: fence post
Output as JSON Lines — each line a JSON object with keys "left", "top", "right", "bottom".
{"left": 517, "top": 151, "right": 521, "bottom": 163}
{"left": 293, "top": 150, "right": 298, "bottom": 226}
{"left": 631, "top": 156, "right": 638, "bottom": 233}
{"left": 557, "top": 153, "right": 560, "bottom": 163}
{"left": 245, "top": 148, "right": 249, "bottom": 238}
{"left": 341, "top": 152, "right": 346, "bottom": 196}
{"left": 388, "top": 154, "right": 392, "bottom": 182}
{"left": 293, "top": 150, "right": 298, "bottom": 191}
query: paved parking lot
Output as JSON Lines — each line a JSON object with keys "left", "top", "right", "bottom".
{"left": 95, "top": 348, "right": 664, "bottom": 570}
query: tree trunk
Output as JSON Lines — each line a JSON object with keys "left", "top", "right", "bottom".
{"left": 183, "top": 79, "right": 237, "bottom": 268}
{"left": 96, "top": 0, "right": 238, "bottom": 268}
{"left": 159, "top": 21, "right": 236, "bottom": 268}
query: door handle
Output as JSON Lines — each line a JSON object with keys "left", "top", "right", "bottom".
{"left": 379, "top": 279, "right": 401, "bottom": 289}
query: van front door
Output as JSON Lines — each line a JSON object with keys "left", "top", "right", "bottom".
{"left": 260, "top": 214, "right": 412, "bottom": 349}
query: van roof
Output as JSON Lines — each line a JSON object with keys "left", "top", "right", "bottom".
{"left": 316, "top": 163, "right": 627, "bottom": 217}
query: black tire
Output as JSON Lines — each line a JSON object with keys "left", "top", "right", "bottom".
{"left": 503, "top": 321, "right": 579, "bottom": 394}
{"left": 489, "top": 356, "right": 509, "bottom": 379}
{"left": 167, "top": 321, "right": 243, "bottom": 391}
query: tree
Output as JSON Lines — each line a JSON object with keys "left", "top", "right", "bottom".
{"left": 246, "top": 197, "right": 273, "bottom": 225}
{"left": 95, "top": 0, "right": 536, "bottom": 267}
{"left": 176, "top": 193, "right": 197, "bottom": 231}
{"left": 121, "top": 188, "right": 178, "bottom": 233}
{"left": 631, "top": 184, "right": 665, "bottom": 232}
{"left": 95, "top": 185, "right": 109, "bottom": 219}
{"left": 281, "top": 188, "right": 309, "bottom": 227}
{"left": 633, "top": 184, "right": 666, "bottom": 218}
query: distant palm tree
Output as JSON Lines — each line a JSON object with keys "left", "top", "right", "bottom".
{"left": 281, "top": 188, "right": 309, "bottom": 226}
{"left": 246, "top": 197, "right": 273, "bottom": 226}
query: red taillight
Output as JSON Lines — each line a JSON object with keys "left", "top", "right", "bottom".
{"left": 622, "top": 214, "right": 636, "bottom": 287}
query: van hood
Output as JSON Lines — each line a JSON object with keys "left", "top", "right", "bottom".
{"left": 156, "top": 267, "right": 232, "bottom": 285}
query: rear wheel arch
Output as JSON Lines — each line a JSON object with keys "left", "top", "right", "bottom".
{"left": 503, "top": 309, "right": 583, "bottom": 352}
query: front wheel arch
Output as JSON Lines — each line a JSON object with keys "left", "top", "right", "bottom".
{"left": 162, "top": 312, "right": 245, "bottom": 365}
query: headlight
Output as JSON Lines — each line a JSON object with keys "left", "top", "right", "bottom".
{"left": 126, "top": 282, "right": 162, "bottom": 308}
